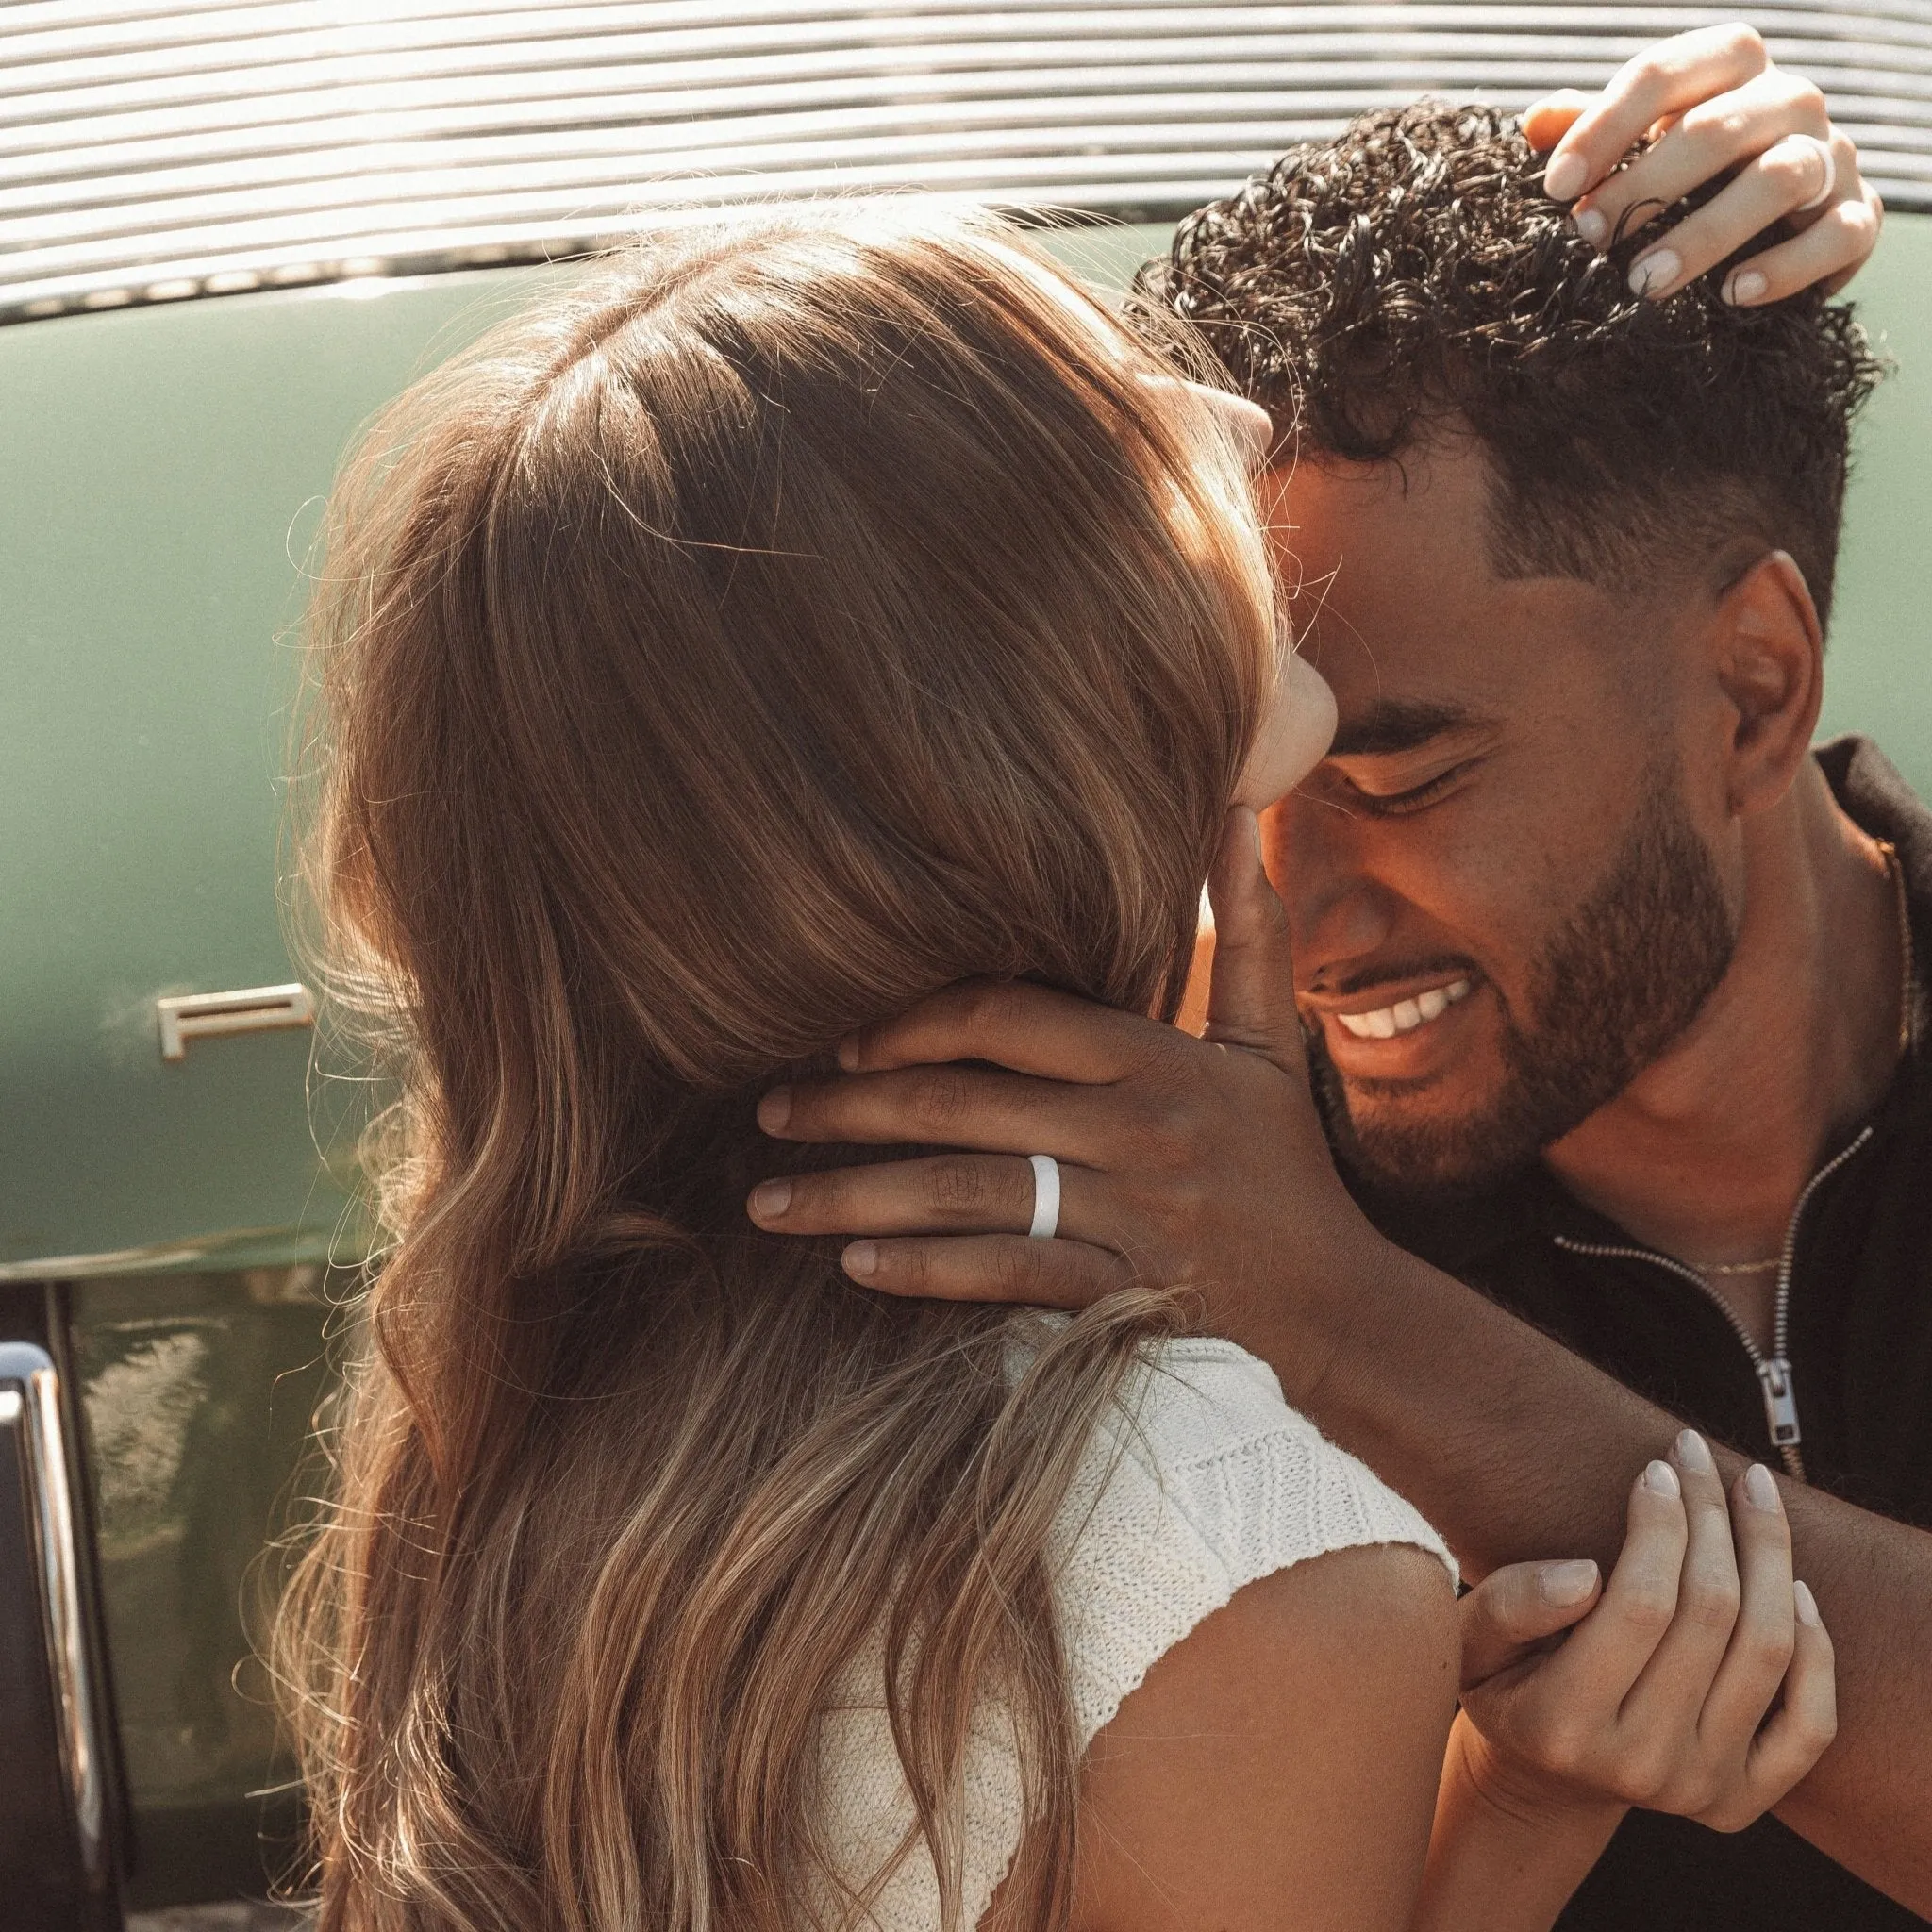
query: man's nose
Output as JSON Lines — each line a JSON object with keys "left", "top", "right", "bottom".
{"left": 1263, "top": 791, "right": 1400, "bottom": 989}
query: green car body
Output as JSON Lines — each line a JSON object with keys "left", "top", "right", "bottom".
{"left": 3, "top": 218, "right": 1928, "bottom": 1911}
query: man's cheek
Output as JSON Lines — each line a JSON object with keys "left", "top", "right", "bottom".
{"left": 1380, "top": 850, "right": 1537, "bottom": 989}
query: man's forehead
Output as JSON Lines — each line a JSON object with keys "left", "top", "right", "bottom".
{"left": 1261, "top": 438, "right": 1497, "bottom": 613}
{"left": 1261, "top": 439, "right": 1618, "bottom": 735}
{"left": 1265, "top": 446, "right": 1503, "bottom": 717}
{"left": 1264, "top": 424, "right": 1490, "bottom": 514}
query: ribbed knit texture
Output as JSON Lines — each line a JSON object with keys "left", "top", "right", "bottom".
{"left": 811, "top": 1333, "right": 1455, "bottom": 1930}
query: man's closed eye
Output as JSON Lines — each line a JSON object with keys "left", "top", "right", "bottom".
{"left": 1327, "top": 757, "right": 1479, "bottom": 817}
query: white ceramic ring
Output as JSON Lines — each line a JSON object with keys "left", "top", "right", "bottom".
{"left": 1777, "top": 132, "right": 1837, "bottom": 213}
{"left": 1027, "top": 1153, "right": 1061, "bottom": 1241}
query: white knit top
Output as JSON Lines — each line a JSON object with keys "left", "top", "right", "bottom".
{"left": 811, "top": 1329, "right": 1455, "bottom": 1931}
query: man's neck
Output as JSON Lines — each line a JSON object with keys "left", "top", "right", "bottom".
{"left": 1543, "top": 758, "right": 1904, "bottom": 1289}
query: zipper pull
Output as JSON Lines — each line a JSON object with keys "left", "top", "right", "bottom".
{"left": 1758, "top": 1357, "right": 1802, "bottom": 1448}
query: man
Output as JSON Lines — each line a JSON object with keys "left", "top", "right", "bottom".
{"left": 742, "top": 32, "right": 1932, "bottom": 1931}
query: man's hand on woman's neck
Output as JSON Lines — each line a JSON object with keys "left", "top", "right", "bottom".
{"left": 1541, "top": 755, "right": 1906, "bottom": 1330}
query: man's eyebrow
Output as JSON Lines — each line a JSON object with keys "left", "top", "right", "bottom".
{"left": 1325, "top": 698, "right": 1485, "bottom": 758}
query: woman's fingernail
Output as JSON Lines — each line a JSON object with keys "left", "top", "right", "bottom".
{"left": 843, "top": 1241, "right": 877, "bottom": 1279}
{"left": 1674, "top": 1428, "right": 1716, "bottom": 1474}
{"left": 1540, "top": 1558, "right": 1600, "bottom": 1607}
{"left": 1725, "top": 268, "right": 1769, "bottom": 305}
{"left": 749, "top": 1179, "right": 791, "bottom": 1222}
{"left": 1574, "top": 207, "right": 1608, "bottom": 246}
{"left": 1544, "top": 150, "right": 1588, "bottom": 201}
{"left": 1629, "top": 247, "right": 1681, "bottom": 297}
{"left": 1744, "top": 1462, "right": 1783, "bottom": 1512}
{"left": 1644, "top": 1458, "right": 1682, "bottom": 1498}
{"left": 1793, "top": 1579, "right": 1822, "bottom": 1628}
{"left": 758, "top": 1086, "right": 792, "bottom": 1133}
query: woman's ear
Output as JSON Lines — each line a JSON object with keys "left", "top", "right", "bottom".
{"left": 1711, "top": 550, "right": 1824, "bottom": 819}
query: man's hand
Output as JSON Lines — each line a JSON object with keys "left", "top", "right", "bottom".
{"left": 1524, "top": 23, "right": 1882, "bottom": 304}
{"left": 1454, "top": 1432, "right": 1836, "bottom": 1834}
{"left": 747, "top": 809, "right": 1379, "bottom": 1398}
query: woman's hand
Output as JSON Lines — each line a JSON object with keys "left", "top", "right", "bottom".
{"left": 1453, "top": 1431, "right": 1837, "bottom": 1835}
{"left": 1415, "top": 1431, "right": 1836, "bottom": 1930}
{"left": 1523, "top": 24, "right": 1882, "bottom": 304}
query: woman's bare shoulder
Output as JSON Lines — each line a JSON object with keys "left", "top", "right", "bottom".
{"left": 1066, "top": 1543, "right": 1457, "bottom": 1932}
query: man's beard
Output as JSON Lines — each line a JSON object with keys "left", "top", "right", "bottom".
{"left": 1311, "top": 779, "right": 1739, "bottom": 1196}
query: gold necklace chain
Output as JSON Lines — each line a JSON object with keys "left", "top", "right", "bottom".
{"left": 1686, "top": 841, "right": 1914, "bottom": 1281}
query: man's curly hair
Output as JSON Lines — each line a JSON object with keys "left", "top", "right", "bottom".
{"left": 1140, "top": 102, "right": 1885, "bottom": 627}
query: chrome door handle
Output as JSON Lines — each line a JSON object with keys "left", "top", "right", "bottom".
{"left": 0, "top": 1342, "right": 108, "bottom": 1889}
{"left": 157, "top": 983, "right": 314, "bottom": 1061}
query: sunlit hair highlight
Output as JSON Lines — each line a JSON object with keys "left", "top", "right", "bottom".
{"left": 276, "top": 206, "right": 1274, "bottom": 1932}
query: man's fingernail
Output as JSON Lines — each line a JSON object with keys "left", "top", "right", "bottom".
{"left": 843, "top": 1241, "right": 877, "bottom": 1279}
{"left": 1544, "top": 150, "right": 1588, "bottom": 201}
{"left": 758, "top": 1086, "right": 792, "bottom": 1133}
{"left": 836, "top": 1037, "right": 862, "bottom": 1072}
{"left": 1674, "top": 1428, "right": 1716, "bottom": 1474}
{"left": 1540, "top": 1558, "right": 1600, "bottom": 1607}
{"left": 1725, "top": 268, "right": 1769, "bottom": 305}
{"left": 749, "top": 1179, "right": 791, "bottom": 1223}
{"left": 1573, "top": 207, "right": 1608, "bottom": 246}
{"left": 1644, "top": 1458, "right": 1681, "bottom": 1498}
{"left": 1744, "top": 1462, "right": 1782, "bottom": 1512}
{"left": 1629, "top": 247, "right": 1681, "bottom": 296}
{"left": 1793, "top": 1579, "right": 1822, "bottom": 1628}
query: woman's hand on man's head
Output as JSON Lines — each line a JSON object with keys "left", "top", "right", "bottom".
{"left": 1524, "top": 23, "right": 1882, "bottom": 305}
{"left": 1451, "top": 1429, "right": 1837, "bottom": 1835}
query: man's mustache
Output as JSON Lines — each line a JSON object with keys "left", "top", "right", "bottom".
{"left": 1301, "top": 955, "right": 1482, "bottom": 1002}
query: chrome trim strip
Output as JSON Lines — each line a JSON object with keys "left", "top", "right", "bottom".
{"left": 0, "top": 1341, "right": 108, "bottom": 1888}
{"left": 3, "top": 1, "right": 1928, "bottom": 323}
{"left": 0, "top": 1218, "right": 359, "bottom": 1284}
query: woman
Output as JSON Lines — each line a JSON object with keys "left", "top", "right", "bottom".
{"left": 279, "top": 200, "right": 1432, "bottom": 1926}
{"left": 279, "top": 200, "right": 1829, "bottom": 1932}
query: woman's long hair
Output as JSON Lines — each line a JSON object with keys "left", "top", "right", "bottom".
{"left": 277, "top": 208, "right": 1276, "bottom": 1932}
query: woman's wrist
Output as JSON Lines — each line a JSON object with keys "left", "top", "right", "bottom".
{"left": 1415, "top": 1717, "right": 1625, "bottom": 1932}
{"left": 1445, "top": 1710, "right": 1627, "bottom": 1836}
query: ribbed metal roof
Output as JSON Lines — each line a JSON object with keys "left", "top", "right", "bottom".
{"left": 6, "top": 1, "right": 1930, "bottom": 324}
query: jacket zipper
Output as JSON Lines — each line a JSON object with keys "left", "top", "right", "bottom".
{"left": 1552, "top": 1126, "right": 1874, "bottom": 1485}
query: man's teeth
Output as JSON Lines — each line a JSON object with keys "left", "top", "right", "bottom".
{"left": 1337, "top": 978, "right": 1473, "bottom": 1040}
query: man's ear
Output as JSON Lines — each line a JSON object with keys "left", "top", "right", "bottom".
{"left": 1710, "top": 550, "right": 1824, "bottom": 818}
